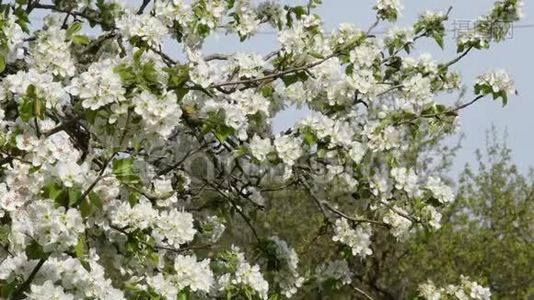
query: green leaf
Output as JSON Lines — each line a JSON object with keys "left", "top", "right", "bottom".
{"left": 33, "top": 98, "right": 44, "bottom": 120}
{"left": 68, "top": 188, "right": 82, "bottom": 206}
{"left": 302, "top": 128, "right": 317, "bottom": 145}
{"left": 214, "top": 125, "right": 234, "bottom": 142}
{"left": 178, "top": 290, "right": 190, "bottom": 300}
{"left": 75, "top": 235, "right": 87, "bottom": 259}
{"left": 226, "top": 0, "right": 236, "bottom": 9}
{"left": 19, "top": 97, "right": 34, "bottom": 122}
{"left": 66, "top": 22, "right": 82, "bottom": 38}
{"left": 291, "top": 6, "right": 307, "bottom": 19}
{"left": 113, "top": 158, "right": 140, "bottom": 185}
{"left": 41, "top": 182, "right": 63, "bottom": 201}
{"left": 18, "top": 85, "right": 45, "bottom": 122}
{"left": 0, "top": 278, "right": 20, "bottom": 299}
{"left": 433, "top": 32, "right": 444, "bottom": 49}
{"left": 0, "top": 54, "right": 5, "bottom": 73}
{"left": 89, "top": 191, "right": 103, "bottom": 210}
{"left": 25, "top": 240, "right": 47, "bottom": 259}
{"left": 79, "top": 198, "right": 92, "bottom": 218}
{"left": 72, "top": 34, "right": 90, "bottom": 45}
{"left": 79, "top": 192, "right": 103, "bottom": 218}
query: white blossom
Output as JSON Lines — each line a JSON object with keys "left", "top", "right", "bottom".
{"left": 249, "top": 135, "right": 273, "bottom": 161}
{"left": 316, "top": 259, "right": 353, "bottom": 286}
{"left": 229, "top": 52, "right": 266, "bottom": 78}
{"left": 30, "top": 23, "right": 75, "bottom": 77}
{"left": 117, "top": 12, "right": 169, "bottom": 46}
{"left": 12, "top": 199, "right": 84, "bottom": 252}
{"left": 67, "top": 59, "right": 125, "bottom": 110}
{"left": 269, "top": 236, "right": 304, "bottom": 298}
{"left": 132, "top": 90, "right": 183, "bottom": 137}
{"left": 383, "top": 206, "right": 412, "bottom": 239}
{"left": 426, "top": 176, "right": 455, "bottom": 203}
{"left": 391, "top": 167, "right": 420, "bottom": 197}
{"left": 200, "top": 215, "right": 226, "bottom": 243}
{"left": 1, "top": 11, "right": 26, "bottom": 62}
{"left": 332, "top": 218, "right": 373, "bottom": 257}
{"left": 274, "top": 134, "right": 302, "bottom": 166}
{"left": 218, "top": 247, "right": 269, "bottom": 300}
{"left": 173, "top": 255, "right": 214, "bottom": 293}
{"left": 476, "top": 70, "right": 517, "bottom": 96}
{"left": 152, "top": 209, "right": 197, "bottom": 248}
{"left": 27, "top": 280, "right": 74, "bottom": 300}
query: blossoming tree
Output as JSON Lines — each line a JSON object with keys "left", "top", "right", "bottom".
{"left": 0, "top": 0, "right": 522, "bottom": 299}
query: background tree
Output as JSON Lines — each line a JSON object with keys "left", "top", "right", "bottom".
{"left": 378, "top": 134, "right": 534, "bottom": 299}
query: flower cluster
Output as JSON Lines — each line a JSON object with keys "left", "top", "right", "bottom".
{"left": 30, "top": 18, "right": 76, "bottom": 77}
{"left": 426, "top": 176, "right": 455, "bottom": 203}
{"left": 268, "top": 236, "right": 304, "bottom": 298}
{"left": 418, "top": 276, "right": 491, "bottom": 300}
{"left": 315, "top": 260, "right": 353, "bottom": 287}
{"left": 0, "top": 11, "right": 26, "bottom": 62}
{"left": 391, "top": 167, "right": 420, "bottom": 197}
{"left": 132, "top": 90, "right": 183, "bottom": 137}
{"left": 117, "top": 11, "right": 169, "bottom": 46}
{"left": 10, "top": 199, "right": 84, "bottom": 252}
{"left": 147, "top": 255, "right": 214, "bottom": 297}
{"left": 217, "top": 247, "right": 270, "bottom": 299}
{"left": 475, "top": 70, "right": 517, "bottom": 104}
{"left": 109, "top": 197, "right": 196, "bottom": 248}
{"left": 382, "top": 206, "right": 413, "bottom": 239}
{"left": 67, "top": 59, "right": 126, "bottom": 110}
{"left": 375, "top": 0, "right": 403, "bottom": 21}
{"left": 332, "top": 218, "right": 373, "bottom": 258}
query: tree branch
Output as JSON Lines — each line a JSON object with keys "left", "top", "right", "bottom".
{"left": 12, "top": 258, "right": 47, "bottom": 300}
{"left": 137, "top": 0, "right": 151, "bottom": 15}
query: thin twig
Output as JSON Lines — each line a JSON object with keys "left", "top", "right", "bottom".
{"left": 211, "top": 54, "right": 335, "bottom": 88}
{"left": 75, "top": 153, "right": 117, "bottom": 206}
{"left": 156, "top": 147, "right": 202, "bottom": 176}
{"left": 395, "top": 94, "right": 485, "bottom": 126}
{"left": 12, "top": 258, "right": 47, "bottom": 300}
{"left": 442, "top": 46, "right": 473, "bottom": 69}
{"left": 137, "top": 0, "right": 151, "bottom": 15}
{"left": 352, "top": 285, "right": 376, "bottom": 300}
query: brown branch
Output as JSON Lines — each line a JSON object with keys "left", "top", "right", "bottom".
{"left": 156, "top": 147, "right": 203, "bottom": 176}
{"left": 396, "top": 94, "right": 485, "bottom": 126}
{"left": 75, "top": 153, "right": 116, "bottom": 206}
{"left": 210, "top": 54, "right": 336, "bottom": 88}
{"left": 299, "top": 178, "right": 387, "bottom": 227}
{"left": 12, "top": 258, "right": 47, "bottom": 300}
{"left": 137, "top": 0, "right": 151, "bottom": 14}
{"left": 352, "top": 285, "right": 376, "bottom": 300}
{"left": 442, "top": 46, "right": 473, "bottom": 69}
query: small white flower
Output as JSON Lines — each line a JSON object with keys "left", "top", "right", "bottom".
{"left": 116, "top": 12, "right": 169, "bottom": 46}
{"left": 67, "top": 59, "right": 125, "bottom": 110}
{"left": 274, "top": 134, "right": 302, "bottom": 166}
{"left": 27, "top": 280, "right": 74, "bottom": 300}
{"left": 173, "top": 255, "right": 214, "bottom": 293}
{"left": 152, "top": 209, "right": 196, "bottom": 248}
{"left": 391, "top": 167, "right": 420, "bottom": 197}
{"left": 426, "top": 176, "right": 455, "bottom": 203}
{"left": 316, "top": 260, "right": 353, "bottom": 286}
{"left": 249, "top": 135, "right": 273, "bottom": 161}
{"left": 332, "top": 218, "right": 373, "bottom": 257}
{"left": 383, "top": 206, "right": 412, "bottom": 239}
{"left": 476, "top": 70, "right": 516, "bottom": 96}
